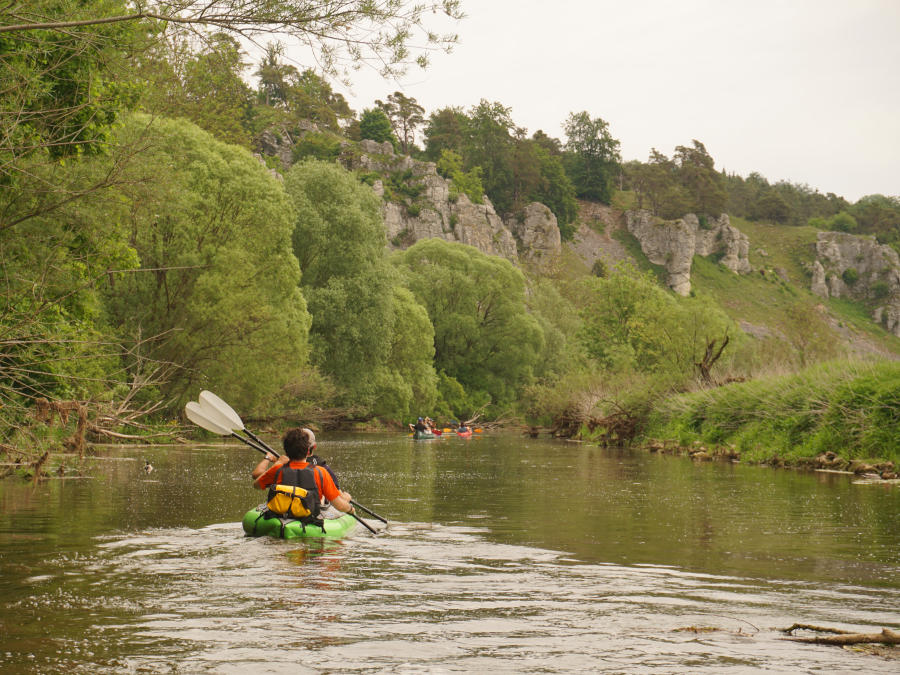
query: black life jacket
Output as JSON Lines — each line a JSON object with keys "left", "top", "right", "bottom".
{"left": 265, "top": 463, "right": 322, "bottom": 525}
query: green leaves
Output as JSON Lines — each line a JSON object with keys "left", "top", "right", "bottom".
{"left": 396, "top": 238, "right": 544, "bottom": 407}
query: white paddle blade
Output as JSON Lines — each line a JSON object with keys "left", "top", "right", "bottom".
{"left": 185, "top": 401, "right": 232, "bottom": 435}
{"left": 198, "top": 390, "right": 244, "bottom": 430}
{"left": 196, "top": 396, "right": 240, "bottom": 432}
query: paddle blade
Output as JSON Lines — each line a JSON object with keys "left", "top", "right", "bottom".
{"left": 185, "top": 401, "right": 232, "bottom": 435}
{"left": 199, "top": 390, "right": 244, "bottom": 430}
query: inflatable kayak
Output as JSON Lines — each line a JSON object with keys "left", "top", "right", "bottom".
{"left": 242, "top": 505, "right": 358, "bottom": 539}
{"left": 456, "top": 429, "right": 472, "bottom": 438}
{"left": 413, "top": 430, "right": 437, "bottom": 439}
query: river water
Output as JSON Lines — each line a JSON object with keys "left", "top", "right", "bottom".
{"left": 0, "top": 432, "right": 897, "bottom": 673}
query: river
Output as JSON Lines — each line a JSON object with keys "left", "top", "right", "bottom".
{"left": 0, "top": 432, "right": 897, "bottom": 673}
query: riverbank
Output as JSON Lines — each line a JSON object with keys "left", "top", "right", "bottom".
{"left": 631, "top": 360, "right": 900, "bottom": 475}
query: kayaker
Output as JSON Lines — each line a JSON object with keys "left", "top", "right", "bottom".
{"left": 457, "top": 422, "right": 470, "bottom": 433}
{"left": 409, "top": 417, "right": 429, "bottom": 434}
{"left": 251, "top": 427, "right": 355, "bottom": 517}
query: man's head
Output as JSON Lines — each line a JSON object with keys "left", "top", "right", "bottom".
{"left": 282, "top": 427, "right": 317, "bottom": 460}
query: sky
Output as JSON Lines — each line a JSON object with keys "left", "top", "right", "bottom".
{"left": 286, "top": 0, "right": 900, "bottom": 202}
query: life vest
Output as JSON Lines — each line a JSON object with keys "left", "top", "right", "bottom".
{"left": 265, "top": 463, "right": 322, "bottom": 524}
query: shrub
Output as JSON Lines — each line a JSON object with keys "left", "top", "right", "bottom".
{"left": 842, "top": 267, "right": 859, "bottom": 285}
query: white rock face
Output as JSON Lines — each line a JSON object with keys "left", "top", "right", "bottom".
{"left": 354, "top": 145, "right": 553, "bottom": 263}
{"left": 625, "top": 211, "right": 752, "bottom": 295}
{"left": 504, "top": 202, "right": 562, "bottom": 267}
{"left": 812, "top": 231, "right": 900, "bottom": 336}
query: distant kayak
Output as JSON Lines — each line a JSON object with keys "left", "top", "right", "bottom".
{"left": 241, "top": 505, "right": 357, "bottom": 539}
{"left": 456, "top": 429, "right": 472, "bottom": 438}
{"left": 413, "top": 430, "right": 437, "bottom": 440}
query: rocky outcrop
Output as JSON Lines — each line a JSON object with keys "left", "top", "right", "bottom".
{"left": 349, "top": 142, "right": 556, "bottom": 263}
{"left": 504, "top": 202, "right": 562, "bottom": 267}
{"left": 625, "top": 211, "right": 751, "bottom": 295}
{"left": 252, "top": 127, "right": 563, "bottom": 264}
{"left": 811, "top": 231, "right": 900, "bottom": 336}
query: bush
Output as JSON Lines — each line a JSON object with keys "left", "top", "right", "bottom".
{"left": 842, "top": 267, "right": 859, "bottom": 285}
{"left": 292, "top": 132, "right": 342, "bottom": 162}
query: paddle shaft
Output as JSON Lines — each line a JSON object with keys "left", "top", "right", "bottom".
{"left": 350, "top": 499, "right": 387, "bottom": 524}
{"left": 350, "top": 512, "right": 377, "bottom": 534}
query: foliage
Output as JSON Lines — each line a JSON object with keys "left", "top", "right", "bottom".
{"left": 139, "top": 32, "right": 253, "bottom": 147}
{"left": 359, "top": 108, "right": 398, "bottom": 148}
{"left": 577, "top": 263, "right": 738, "bottom": 383}
{"left": 285, "top": 159, "right": 437, "bottom": 417}
{"left": 644, "top": 360, "right": 900, "bottom": 463}
{"left": 2, "top": 1, "right": 464, "bottom": 82}
{"left": 423, "top": 103, "right": 576, "bottom": 234}
{"left": 672, "top": 140, "right": 727, "bottom": 216}
{"left": 842, "top": 267, "right": 860, "bottom": 285}
{"left": 563, "top": 111, "right": 621, "bottom": 204}
{"left": 376, "top": 91, "right": 425, "bottom": 154}
{"left": 101, "top": 115, "right": 310, "bottom": 412}
{"left": 293, "top": 131, "right": 343, "bottom": 162}
{"left": 0, "top": 0, "right": 148, "bottom": 230}
{"left": 395, "top": 239, "right": 544, "bottom": 406}
{"left": 436, "top": 149, "right": 483, "bottom": 203}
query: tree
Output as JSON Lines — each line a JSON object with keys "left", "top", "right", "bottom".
{"left": 255, "top": 42, "right": 297, "bottom": 108}
{"left": 563, "top": 111, "right": 621, "bottom": 204}
{"left": 359, "top": 108, "right": 397, "bottom": 147}
{"left": 396, "top": 238, "right": 544, "bottom": 406}
{"left": 531, "top": 144, "right": 578, "bottom": 238}
{"left": 673, "top": 140, "right": 727, "bottom": 216}
{"left": 102, "top": 115, "right": 311, "bottom": 411}
{"left": 0, "top": 0, "right": 147, "bottom": 231}
{"left": 464, "top": 99, "right": 517, "bottom": 213}
{"left": 376, "top": 91, "right": 425, "bottom": 154}
{"left": 141, "top": 32, "right": 254, "bottom": 146}
{"left": 0, "top": 1, "right": 464, "bottom": 82}
{"left": 284, "top": 159, "right": 437, "bottom": 416}
{"left": 578, "top": 263, "right": 736, "bottom": 382}
{"left": 423, "top": 106, "right": 468, "bottom": 161}
{"left": 436, "top": 149, "right": 483, "bottom": 203}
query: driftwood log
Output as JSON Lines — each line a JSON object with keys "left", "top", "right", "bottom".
{"left": 781, "top": 623, "right": 900, "bottom": 646}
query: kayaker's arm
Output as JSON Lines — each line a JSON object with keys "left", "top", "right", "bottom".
{"left": 251, "top": 453, "right": 287, "bottom": 483}
{"left": 331, "top": 490, "right": 355, "bottom": 513}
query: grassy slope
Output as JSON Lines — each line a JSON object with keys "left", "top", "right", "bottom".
{"left": 598, "top": 195, "right": 900, "bottom": 464}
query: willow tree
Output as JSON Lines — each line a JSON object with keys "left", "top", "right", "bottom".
{"left": 284, "top": 159, "right": 437, "bottom": 418}
{"left": 102, "top": 115, "right": 311, "bottom": 412}
{"left": 395, "top": 238, "right": 544, "bottom": 408}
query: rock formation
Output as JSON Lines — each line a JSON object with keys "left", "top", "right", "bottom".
{"left": 811, "top": 231, "right": 900, "bottom": 336}
{"left": 349, "top": 140, "right": 557, "bottom": 264}
{"left": 625, "top": 211, "right": 751, "bottom": 295}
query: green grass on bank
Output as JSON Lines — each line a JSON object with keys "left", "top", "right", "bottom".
{"left": 642, "top": 360, "right": 900, "bottom": 464}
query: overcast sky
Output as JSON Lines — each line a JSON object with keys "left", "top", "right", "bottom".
{"left": 297, "top": 0, "right": 900, "bottom": 203}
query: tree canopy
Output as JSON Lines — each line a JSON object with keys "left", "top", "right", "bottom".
{"left": 395, "top": 238, "right": 544, "bottom": 408}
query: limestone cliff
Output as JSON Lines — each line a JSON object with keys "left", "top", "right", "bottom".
{"left": 255, "top": 131, "right": 563, "bottom": 265}
{"left": 810, "top": 231, "right": 900, "bottom": 336}
{"left": 349, "top": 139, "right": 561, "bottom": 264}
{"left": 625, "top": 210, "right": 751, "bottom": 295}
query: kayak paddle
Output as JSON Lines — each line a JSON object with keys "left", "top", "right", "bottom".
{"left": 198, "top": 390, "right": 277, "bottom": 454}
{"left": 184, "top": 402, "right": 271, "bottom": 457}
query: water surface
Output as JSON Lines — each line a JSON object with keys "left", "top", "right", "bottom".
{"left": 0, "top": 432, "right": 897, "bottom": 672}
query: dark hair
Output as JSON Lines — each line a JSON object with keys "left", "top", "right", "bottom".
{"left": 282, "top": 427, "right": 315, "bottom": 460}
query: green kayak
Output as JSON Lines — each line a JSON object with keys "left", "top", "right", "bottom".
{"left": 413, "top": 430, "right": 436, "bottom": 439}
{"left": 242, "top": 505, "right": 358, "bottom": 539}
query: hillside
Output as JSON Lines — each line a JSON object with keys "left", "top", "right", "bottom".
{"left": 561, "top": 195, "right": 900, "bottom": 364}
{"left": 259, "top": 131, "right": 900, "bottom": 367}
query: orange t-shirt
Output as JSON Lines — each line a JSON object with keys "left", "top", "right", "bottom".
{"left": 256, "top": 460, "right": 340, "bottom": 502}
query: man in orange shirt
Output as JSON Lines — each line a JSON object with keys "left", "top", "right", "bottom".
{"left": 252, "top": 427, "right": 355, "bottom": 517}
